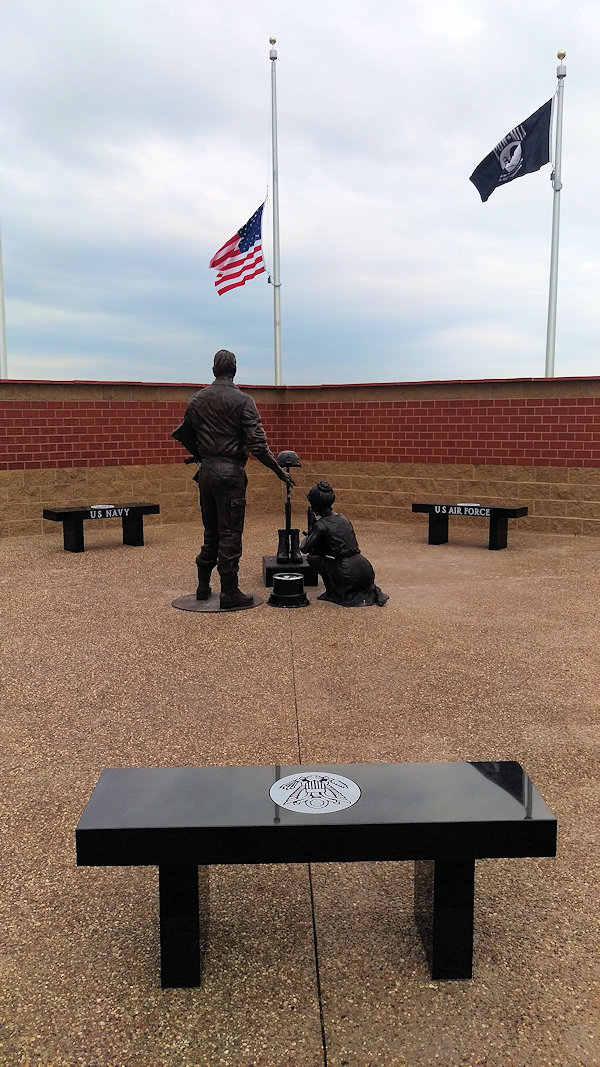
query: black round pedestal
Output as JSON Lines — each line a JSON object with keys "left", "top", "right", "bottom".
{"left": 267, "top": 572, "right": 310, "bottom": 608}
{"left": 171, "top": 593, "right": 263, "bottom": 613}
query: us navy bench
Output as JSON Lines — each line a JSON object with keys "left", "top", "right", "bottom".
{"left": 412, "top": 502, "right": 528, "bottom": 550}
{"left": 76, "top": 761, "right": 556, "bottom": 987}
{"left": 43, "top": 503, "right": 160, "bottom": 552}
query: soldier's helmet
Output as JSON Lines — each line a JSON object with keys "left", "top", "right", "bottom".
{"left": 277, "top": 450, "right": 302, "bottom": 468}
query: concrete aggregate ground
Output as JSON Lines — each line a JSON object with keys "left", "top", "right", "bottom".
{"left": 1, "top": 511, "right": 598, "bottom": 1066}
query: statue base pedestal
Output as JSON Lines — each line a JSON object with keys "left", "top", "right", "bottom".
{"left": 172, "top": 593, "right": 263, "bottom": 613}
{"left": 262, "top": 556, "right": 319, "bottom": 588}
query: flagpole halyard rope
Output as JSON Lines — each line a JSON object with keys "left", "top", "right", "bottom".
{"left": 545, "top": 50, "right": 566, "bottom": 378}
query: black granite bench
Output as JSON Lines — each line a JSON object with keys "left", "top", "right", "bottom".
{"left": 76, "top": 760, "right": 556, "bottom": 988}
{"left": 42, "top": 503, "right": 160, "bottom": 552}
{"left": 412, "top": 502, "right": 528, "bottom": 550}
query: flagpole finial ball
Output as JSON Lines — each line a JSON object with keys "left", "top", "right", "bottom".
{"left": 557, "top": 50, "right": 566, "bottom": 60}
{"left": 269, "top": 37, "right": 276, "bottom": 45}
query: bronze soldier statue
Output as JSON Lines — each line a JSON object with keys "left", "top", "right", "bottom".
{"left": 176, "top": 350, "right": 295, "bottom": 610}
{"left": 300, "top": 481, "right": 388, "bottom": 607}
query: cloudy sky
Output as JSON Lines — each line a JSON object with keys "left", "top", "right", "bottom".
{"left": 0, "top": 0, "right": 598, "bottom": 386}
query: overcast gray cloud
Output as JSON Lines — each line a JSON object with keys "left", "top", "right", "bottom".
{"left": 0, "top": 0, "right": 598, "bottom": 385}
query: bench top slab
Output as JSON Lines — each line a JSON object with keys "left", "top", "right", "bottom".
{"left": 76, "top": 761, "right": 556, "bottom": 866}
{"left": 43, "top": 503, "right": 160, "bottom": 520}
{"left": 412, "top": 503, "right": 528, "bottom": 518}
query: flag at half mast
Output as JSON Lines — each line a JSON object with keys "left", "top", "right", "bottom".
{"left": 470, "top": 99, "right": 552, "bottom": 202}
{"left": 209, "top": 204, "right": 266, "bottom": 295}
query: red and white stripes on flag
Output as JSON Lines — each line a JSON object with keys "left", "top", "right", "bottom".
{"left": 209, "top": 204, "right": 266, "bottom": 295}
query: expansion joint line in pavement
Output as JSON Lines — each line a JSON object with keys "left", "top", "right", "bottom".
{"left": 288, "top": 611, "right": 302, "bottom": 764}
{"left": 288, "top": 614, "right": 329, "bottom": 1067}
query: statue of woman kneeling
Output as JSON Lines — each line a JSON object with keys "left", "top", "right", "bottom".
{"left": 300, "top": 481, "right": 388, "bottom": 607}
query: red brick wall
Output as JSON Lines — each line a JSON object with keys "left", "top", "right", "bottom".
{"left": 1, "top": 378, "right": 599, "bottom": 538}
{"left": 284, "top": 396, "right": 600, "bottom": 467}
{"left": 1, "top": 398, "right": 219, "bottom": 470}
{"left": 0, "top": 396, "right": 284, "bottom": 471}
{"left": 1, "top": 381, "right": 599, "bottom": 471}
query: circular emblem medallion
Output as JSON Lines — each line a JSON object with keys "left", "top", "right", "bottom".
{"left": 270, "top": 771, "right": 361, "bottom": 814}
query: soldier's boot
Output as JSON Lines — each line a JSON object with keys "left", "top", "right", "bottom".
{"left": 276, "top": 528, "right": 290, "bottom": 564}
{"left": 195, "top": 558, "right": 214, "bottom": 601}
{"left": 289, "top": 529, "right": 303, "bottom": 564}
{"left": 219, "top": 572, "right": 253, "bottom": 611}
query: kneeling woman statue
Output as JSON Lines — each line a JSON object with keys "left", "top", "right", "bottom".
{"left": 300, "top": 481, "right": 388, "bottom": 607}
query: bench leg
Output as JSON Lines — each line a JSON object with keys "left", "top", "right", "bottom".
{"left": 489, "top": 515, "right": 509, "bottom": 550}
{"left": 158, "top": 865, "right": 209, "bottom": 988}
{"left": 122, "top": 514, "right": 144, "bottom": 546}
{"left": 63, "top": 519, "right": 85, "bottom": 552}
{"left": 427, "top": 513, "right": 449, "bottom": 545}
{"left": 414, "top": 858, "right": 475, "bottom": 980}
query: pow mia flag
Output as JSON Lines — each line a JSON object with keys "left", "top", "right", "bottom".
{"left": 470, "top": 99, "right": 553, "bottom": 202}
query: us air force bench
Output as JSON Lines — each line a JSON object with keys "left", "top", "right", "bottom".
{"left": 76, "top": 761, "right": 556, "bottom": 987}
{"left": 42, "top": 503, "right": 160, "bottom": 552}
{"left": 412, "top": 502, "right": 528, "bottom": 550}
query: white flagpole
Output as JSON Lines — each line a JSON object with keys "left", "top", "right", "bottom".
{"left": 269, "top": 37, "right": 282, "bottom": 386}
{"left": 0, "top": 225, "right": 7, "bottom": 379}
{"left": 545, "top": 50, "right": 566, "bottom": 378}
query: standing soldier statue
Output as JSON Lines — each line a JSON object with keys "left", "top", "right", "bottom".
{"left": 172, "top": 350, "right": 295, "bottom": 610}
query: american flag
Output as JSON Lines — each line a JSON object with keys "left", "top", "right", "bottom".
{"left": 209, "top": 204, "right": 266, "bottom": 295}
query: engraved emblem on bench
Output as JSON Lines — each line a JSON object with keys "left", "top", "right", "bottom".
{"left": 270, "top": 772, "right": 361, "bottom": 813}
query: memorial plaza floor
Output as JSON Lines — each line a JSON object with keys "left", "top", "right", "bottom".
{"left": 1, "top": 511, "right": 598, "bottom": 1067}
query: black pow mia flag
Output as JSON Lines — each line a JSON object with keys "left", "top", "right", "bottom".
{"left": 470, "top": 99, "right": 552, "bottom": 202}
